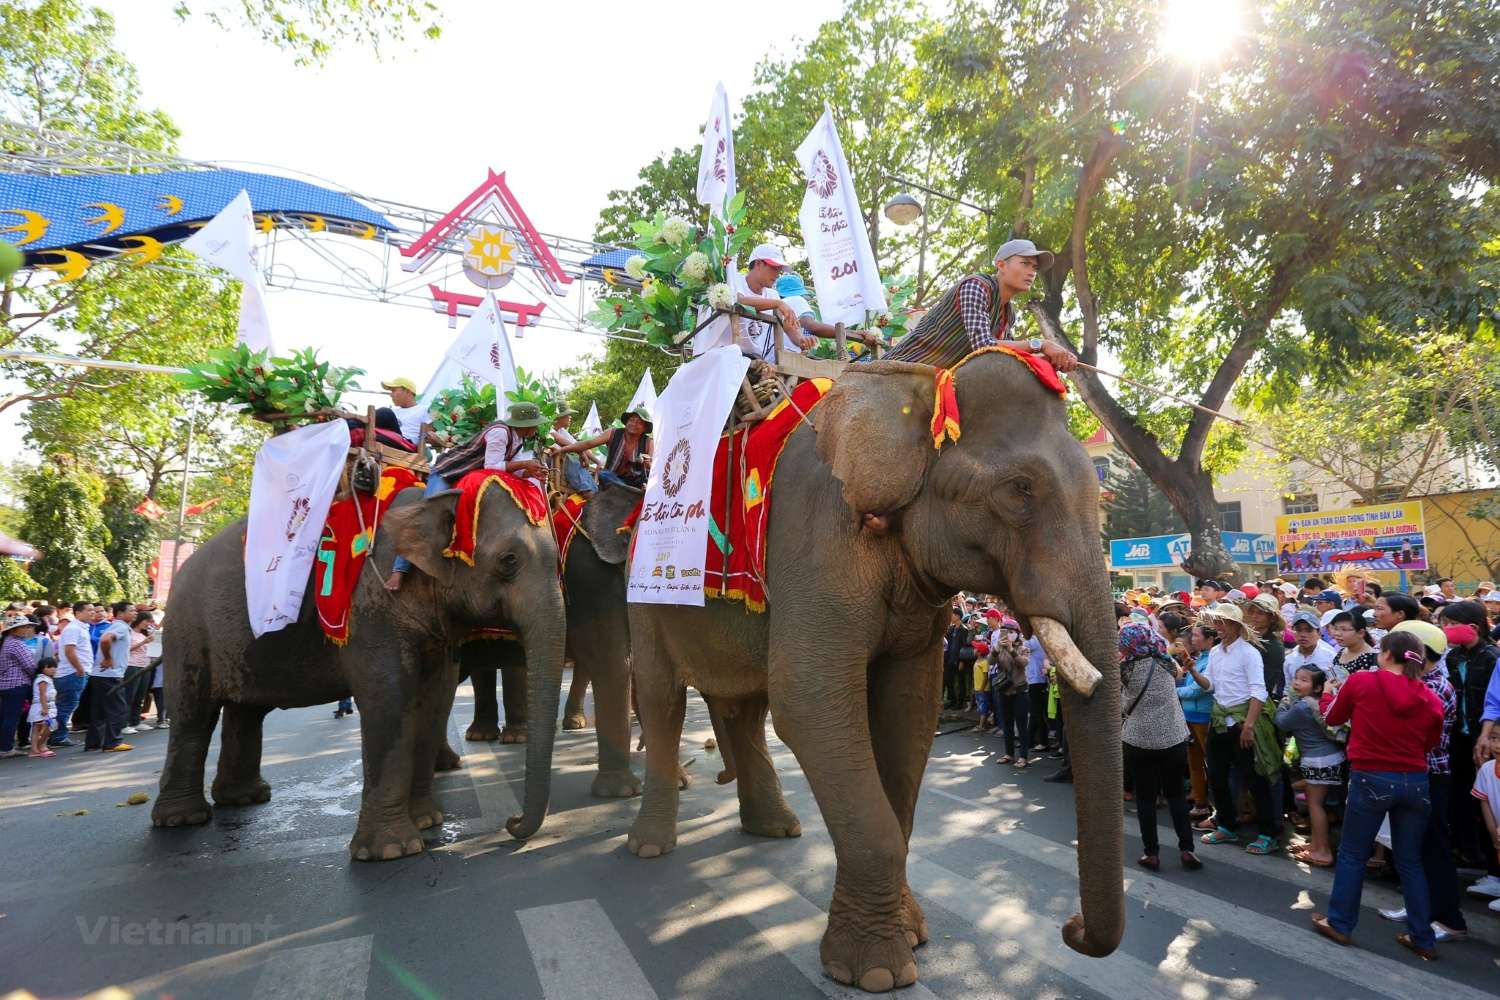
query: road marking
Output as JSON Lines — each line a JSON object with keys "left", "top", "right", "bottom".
{"left": 250, "top": 934, "right": 373, "bottom": 1000}
{"left": 688, "top": 848, "right": 941, "bottom": 1000}
{"left": 517, "top": 899, "right": 657, "bottom": 1000}
{"left": 923, "top": 786, "right": 1494, "bottom": 1000}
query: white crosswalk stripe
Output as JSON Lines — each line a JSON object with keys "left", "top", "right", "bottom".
{"left": 250, "top": 934, "right": 373, "bottom": 1000}
{"left": 517, "top": 899, "right": 658, "bottom": 1000}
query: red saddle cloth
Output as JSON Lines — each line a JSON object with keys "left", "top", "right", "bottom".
{"left": 444, "top": 469, "right": 548, "bottom": 565}
{"left": 315, "top": 466, "right": 422, "bottom": 644}
{"left": 703, "top": 377, "right": 832, "bottom": 611}
{"left": 550, "top": 492, "right": 590, "bottom": 576}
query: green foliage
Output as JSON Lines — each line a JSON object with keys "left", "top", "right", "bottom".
{"left": 176, "top": 344, "right": 365, "bottom": 416}
{"left": 505, "top": 366, "right": 561, "bottom": 422}
{"left": 587, "top": 195, "right": 757, "bottom": 348}
{"left": 1102, "top": 459, "right": 1187, "bottom": 541}
{"left": 19, "top": 463, "right": 121, "bottom": 602}
{"left": 174, "top": 0, "right": 442, "bottom": 65}
{"left": 100, "top": 477, "right": 154, "bottom": 600}
{"left": 427, "top": 375, "right": 496, "bottom": 451}
{"left": 0, "top": 558, "right": 42, "bottom": 601}
{"left": 560, "top": 339, "right": 679, "bottom": 429}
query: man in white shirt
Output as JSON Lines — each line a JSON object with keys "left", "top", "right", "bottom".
{"left": 86, "top": 602, "right": 135, "bottom": 752}
{"left": 691, "top": 243, "right": 803, "bottom": 357}
{"left": 1284, "top": 611, "right": 1338, "bottom": 691}
{"left": 52, "top": 602, "right": 95, "bottom": 748}
{"left": 380, "top": 377, "right": 429, "bottom": 445}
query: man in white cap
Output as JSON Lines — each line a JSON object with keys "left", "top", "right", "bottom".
{"left": 884, "top": 238, "right": 1078, "bottom": 372}
{"left": 692, "top": 243, "right": 806, "bottom": 358}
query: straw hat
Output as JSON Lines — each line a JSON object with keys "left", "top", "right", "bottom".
{"left": 0, "top": 614, "right": 34, "bottom": 635}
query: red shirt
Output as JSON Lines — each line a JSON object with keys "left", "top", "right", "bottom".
{"left": 1324, "top": 669, "right": 1443, "bottom": 773}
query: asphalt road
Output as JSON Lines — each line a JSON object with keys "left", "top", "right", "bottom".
{"left": 2, "top": 676, "right": 1498, "bottom": 1000}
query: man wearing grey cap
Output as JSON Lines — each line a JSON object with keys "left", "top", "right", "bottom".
{"left": 884, "top": 239, "right": 1079, "bottom": 371}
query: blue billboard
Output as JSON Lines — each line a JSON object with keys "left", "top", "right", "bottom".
{"left": 1109, "top": 531, "right": 1275, "bottom": 569}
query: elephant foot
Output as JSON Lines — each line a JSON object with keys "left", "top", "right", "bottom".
{"left": 409, "top": 798, "right": 445, "bottom": 830}
{"left": 899, "top": 884, "right": 930, "bottom": 948}
{"left": 562, "top": 713, "right": 589, "bottom": 731}
{"left": 716, "top": 765, "right": 738, "bottom": 786}
{"left": 820, "top": 916, "right": 918, "bottom": 993}
{"left": 465, "top": 722, "right": 502, "bottom": 742}
{"left": 626, "top": 814, "right": 678, "bottom": 859}
{"left": 151, "top": 793, "right": 212, "bottom": 828}
{"left": 211, "top": 777, "right": 272, "bottom": 807}
{"left": 677, "top": 763, "right": 693, "bottom": 790}
{"left": 350, "top": 818, "right": 425, "bottom": 862}
{"left": 739, "top": 796, "right": 802, "bottom": 839}
{"left": 434, "top": 743, "right": 463, "bottom": 772}
{"left": 591, "top": 769, "right": 642, "bottom": 798}
{"left": 499, "top": 724, "right": 528, "bottom": 744}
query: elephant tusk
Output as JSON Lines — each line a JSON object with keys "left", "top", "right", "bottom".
{"left": 1032, "top": 617, "right": 1103, "bottom": 698}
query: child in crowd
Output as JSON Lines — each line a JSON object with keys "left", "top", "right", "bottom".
{"left": 1473, "top": 725, "right": 1500, "bottom": 913}
{"left": 28, "top": 656, "right": 57, "bottom": 758}
{"left": 1276, "top": 666, "right": 1344, "bottom": 866}
{"left": 971, "top": 639, "right": 992, "bottom": 732}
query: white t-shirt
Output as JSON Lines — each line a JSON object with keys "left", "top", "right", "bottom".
{"left": 96, "top": 620, "right": 130, "bottom": 679}
{"left": 58, "top": 619, "right": 93, "bottom": 678}
{"left": 1206, "top": 637, "right": 1268, "bottom": 707}
{"left": 28, "top": 673, "right": 55, "bottom": 723}
{"left": 481, "top": 425, "right": 540, "bottom": 488}
{"left": 691, "top": 269, "right": 781, "bottom": 358}
{"left": 1284, "top": 641, "right": 1337, "bottom": 692}
{"left": 1472, "top": 759, "right": 1500, "bottom": 808}
{"left": 390, "top": 403, "right": 428, "bottom": 444}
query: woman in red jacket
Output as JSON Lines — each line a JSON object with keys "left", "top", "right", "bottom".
{"left": 1312, "top": 630, "right": 1445, "bottom": 960}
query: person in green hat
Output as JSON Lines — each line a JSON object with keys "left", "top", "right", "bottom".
{"left": 384, "top": 401, "right": 550, "bottom": 591}
{"left": 558, "top": 405, "right": 652, "bottom": 489}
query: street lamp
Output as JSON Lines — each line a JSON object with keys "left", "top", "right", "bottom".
{"left": 880, "top": 174, "right": 992, "bottom": 306}
{"left": 883, "top": 192, "right": 923, "bottom": 226}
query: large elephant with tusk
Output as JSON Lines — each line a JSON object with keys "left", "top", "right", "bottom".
{"left": 611, "top": 351, "right": 1123, "bottom": 993}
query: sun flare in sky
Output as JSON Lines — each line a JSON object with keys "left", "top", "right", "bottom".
{"left": 1160, "top": 0, "right": 1245, "bottom": 62}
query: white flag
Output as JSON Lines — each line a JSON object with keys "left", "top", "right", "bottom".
{"left": 796, "top": 107, "right": 886, "bottom": 327}
{"left": 695, "top": 83, "right": 736, "bottom": 220}
{"left": 444, "top": 291, "right": 518, "bottom": 415}
{"left": 582, "top": 402, "right": 603, "bottom": 438}
{"left": 183, "top": 189, "right": 275, "bottom": 353}
{"left": 628, "top": 346, "right": 750, "bottom": 606}
{"left": 626, "top": 368, "right": 657, "bottom": 418}
{"left": 243, "top": 419, "right": 350, "bottom": 637}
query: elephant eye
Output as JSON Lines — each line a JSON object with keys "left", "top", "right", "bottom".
{"left": 1013, "top": 478, "right": 1034, "bottom": 499}
{"left": 498, "top": 552, "right": 520, "bottom": 579}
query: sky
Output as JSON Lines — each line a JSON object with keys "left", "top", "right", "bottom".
{"left": 81, "top": 0, "right": 848, "bottom": 398}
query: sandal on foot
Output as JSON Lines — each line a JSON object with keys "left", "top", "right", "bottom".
{"left": 1191, "top": 817, "right": 1218, "bottom": 832}
{"left": 1201, "top": 827, "right": 1239, "bottom": 845}
{"left": 1245, "top": 835, "right": 1280, "bottom": 855}
{"left": 1014, "top": 758, "right": 1028, "bottom": 769}
{"left": 1136, "top": 853, "right": 1160, "bottom": 871}
{"left": 1395, "top": 933, "right": 1437, "bottom": 961}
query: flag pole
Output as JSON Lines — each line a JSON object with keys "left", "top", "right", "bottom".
{"left": 168, "top": 393, "right": 198, "bottom": 595}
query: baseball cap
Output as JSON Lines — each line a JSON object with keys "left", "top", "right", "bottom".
{"left": 984, "top": 608, "right": 1002, "bottom": 620}
{"left": 1483, "top": 593, "right": 1500, "bottom": 606}
{"left": 748, "top": 243, "right": 787, "bottom": 268}
{"left": 1241, "top": 584, "right": 1260, "bottom": 600}
{"left": 1224, "top": 588, "right": 1248, "bottom": 604}
{"left": 1318, "top": 609, "right": 1341, "bottom": 628}
{"left": 1393, "top": 619, "right": 1447, "bottom": 655}
{"left": 381, "top": 376, "right": 417, "bottom": 393}
{"left": 1313, "top": 590, "right": 1342, "bottom": 604}
{"left": 1249, "top": 593, "right": 1283, "bottom": 617}
{"left": 1291, "top": 611, "right": 1322, "bottom": 631}
{"left": 774, "top": 272, "right": 808, "bottom": 299}
{"left": 992, "top": 238, "right": 1055, "bottom": 271}
{"left": 1277, "top": 582, "right": 1298, "bottom": 596}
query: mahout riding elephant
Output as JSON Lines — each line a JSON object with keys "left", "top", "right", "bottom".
{"left": 152, "top": 481, "right": 566, "bottom": 862}
{"left": 449, "top": 484, "right": 644, "bottom": 837}
{"left": 616, "top": 351, "right": 1124, "bottom": 992}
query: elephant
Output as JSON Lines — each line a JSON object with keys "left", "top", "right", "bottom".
{"left": 618, "top": 351, "right": 1124, "bottom": 992}
{"left": 450, "top": 479, "right": 651, "bottom": 803}
{"left": 152, "top": 479, "right": 566, "bottom": 862}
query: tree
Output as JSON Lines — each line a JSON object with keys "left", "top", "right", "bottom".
{"left": 0, "top": 557, "right": 43, "bottom": 601}
{"left": 1102, "top": 458, "right": 1186, "bottom": 542}
{"left": 929, "top": 0, "right": 1500, "bottom": 578}
{"left": 100, "top": 476, "right": 154, "bottom": 599}
{"left": 19, "top": 461, "right": 121, "bottom": 601}
{"left": 560, "top": 337, "right": 680, "bottom": 427}
{"left": 174, "top": 0, "right": 441, "bottom": 65}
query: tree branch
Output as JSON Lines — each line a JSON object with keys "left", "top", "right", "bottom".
{"left": 1070, "top": 135, "right": 1125, "bottom": 365}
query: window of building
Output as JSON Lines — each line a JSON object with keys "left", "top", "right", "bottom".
{"left": 1091, "top": 456, "right": 1110, "bottom": 484}
{"left": 1218, "top": 501, "right": 1243, "bottom": 533}
{"left": 1283, "top": 493, "right": 1319, "bottom": 515}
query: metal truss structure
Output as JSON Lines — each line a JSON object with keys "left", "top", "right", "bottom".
{"left": 0, "top": 118, "right": 645, "bottom": 345}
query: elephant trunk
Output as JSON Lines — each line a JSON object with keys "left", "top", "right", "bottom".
{"left": 506, "top": 596, "right": 566, "bottom": 841}
{"left": 1047, "top": 604, "right": 1125, "bottom": 958}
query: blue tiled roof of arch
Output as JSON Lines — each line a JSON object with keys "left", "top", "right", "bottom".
{"left": 0, "top": 168, "right": 394, "bottom": 255}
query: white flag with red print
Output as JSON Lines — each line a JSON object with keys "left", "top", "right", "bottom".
{"left": 796, "top": 107, "right": 886, "bottom": 327}
{"left": 444, "top": 291, "right": 519, "bottom": 415}
{"left": 695, "top": 83, "right": 736, "bottom": 220}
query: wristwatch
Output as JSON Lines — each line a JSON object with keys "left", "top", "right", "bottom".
{"left": 1027, "top": 337, "right": 1044, "bottom": 354}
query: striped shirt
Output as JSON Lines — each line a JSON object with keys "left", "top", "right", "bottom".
{"left": 885, "top": 273, "right": 1014, "bottom": 368}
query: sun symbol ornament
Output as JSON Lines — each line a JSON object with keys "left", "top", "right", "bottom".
{"left": 462, "top": 225, "right": 519, "bottom": 289}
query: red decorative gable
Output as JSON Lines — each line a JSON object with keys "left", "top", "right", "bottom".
{"left": 427, "top": 284, "right": 546, "bottom": 331}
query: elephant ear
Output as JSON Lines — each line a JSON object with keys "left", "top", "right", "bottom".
{"left": 383, "top": 489, "right": 461, "bottom": 578}
{"left": 813, "top": 361, "right": 937, "bottom": 518}
{"left": 581, "top": 482, "right": 642, "bottom": 566}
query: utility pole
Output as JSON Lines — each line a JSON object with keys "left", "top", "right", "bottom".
{"left": 168, "top": 394, "right": 197, "bottom": 594}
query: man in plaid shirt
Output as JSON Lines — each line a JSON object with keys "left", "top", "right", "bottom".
{"left": 885, "top": 238, "right": 1079, "bottom": 372}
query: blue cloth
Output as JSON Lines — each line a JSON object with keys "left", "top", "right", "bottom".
{"left": 1177, "top": 653, "right": 1214, "bottom": 724}
{"left": 1024, "top": 636, "right": 1047, "bottom": 685}
{"left": 0, "top": 683, "right": 28, "bottom": 752}
{"left": 391, "top": 471, "right": 449, "bottom": 575}
{"left": 1326, "top": 770, "right": 1434, "bottom": 949}
{"left": 89, "top": 619, "right": 108, "bottom": 655}
{"left": 337, "top": 696, "right": 354, "bottom": 713}
{"left": 49, "top": 672, "right": 85, "bottom": 744}
{"left": 561, "top": 455, "right": 596, "bottom": 494}
{"left": 1482, "top": 660, "right": 1500, "bottom": 723}
{"left": 774, "top": 273, "right": 809, "bottom": 299}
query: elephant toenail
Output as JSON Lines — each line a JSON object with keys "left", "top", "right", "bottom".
{"left": 858, "top": 967, "right": 895, "bottom": 992}
{"left": 823, "top": 962, "right": 853, "bottom": 985}
{"left": 895, "top": 962, "right": 918, "bottom": 987}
